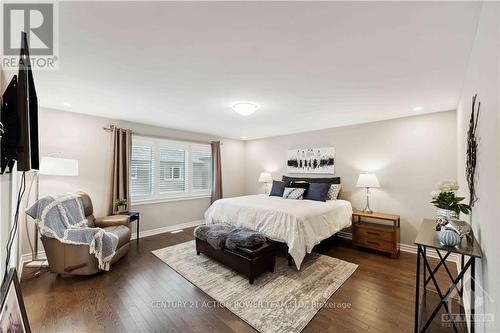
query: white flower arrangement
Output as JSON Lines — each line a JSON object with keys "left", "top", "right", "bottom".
{"left": 438, "top": 180, "right": 459, "bottom": 192}
{"left": 431, "top": 180, "right": 459, "bottom": 198}
{"left": 430, "top": 179, "right": 470, "bottom": 215}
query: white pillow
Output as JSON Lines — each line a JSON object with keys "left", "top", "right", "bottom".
{"left": 282, "top": 187, "right": 306, "bottom": 200}
{"left": 327, "top": 184, "right": 342, "bottom": 200}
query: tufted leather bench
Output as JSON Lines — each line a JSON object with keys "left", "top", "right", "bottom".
{"left": 195, "top": 237, "right": 276, "bottom": 284}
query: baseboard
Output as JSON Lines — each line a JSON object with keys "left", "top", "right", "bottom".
{"left": 336, "top": 231, "right": 459, "bottom": 263}
{"left": 337, "top": 231, "right": 352, "bottom": 240}
{"left": 130, "top": 219, "right": 204, "bottom": 240}
{"left": 20, "top": 250, "right": 47, "bottom": 265}
{"left": 19, "top": 219, "right": 206, "bottom": 271}
{"left": 19, "top": 250, "right": 47, "bottom": 277}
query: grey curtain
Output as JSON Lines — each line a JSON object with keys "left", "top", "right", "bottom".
{"left": 211, "top": 141, "right": 223, "bottom": 203}
{"left": 109, "top": 127, "right": 132, "bottom": 214}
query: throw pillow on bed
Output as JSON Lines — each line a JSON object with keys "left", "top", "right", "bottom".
{"left": 290, "top": 181, "right": 310, "bottom": 195}
{"left": 304, "top": 183, "right": 331, "bottom": 202}
{"left": 282, "top": 187, "right": 306, "bottom": 200}
{"left": 327, "top": 184, "right": 342, "bottom": 200}
{"left": 269, "top": 180, "right": 290, "bottom": 196}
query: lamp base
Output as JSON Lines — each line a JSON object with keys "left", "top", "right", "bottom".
{"left": 362, "top": 208, "right": 374, "bottom": 214}
{"left": 363, "top": 187, "right": 374, "bottom": 214}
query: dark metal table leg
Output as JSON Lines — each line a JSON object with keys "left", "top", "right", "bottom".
{"left": 136, "top": 215, "right": 140, "bottom": 245}
{"left": 420, "top": 256, "right": 473, "bottom": 333}
{"left": 471, "top": 258, "right": 475, "bottom": 333}
{"left": 461, "top": 254, "right": 464, "bottom": 293}
{"left": 423, "top": 247, "right": 427, "bottom": 294}
{"left": 415, "top": 245, "right": 421, "bottom": 333}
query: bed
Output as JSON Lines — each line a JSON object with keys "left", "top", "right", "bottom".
{"left": 204, "top": 177, "right": 352, "bottom": 269}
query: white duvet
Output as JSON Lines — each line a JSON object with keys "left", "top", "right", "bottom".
{"left": 204, "top": 194, "right": 353, "bottom": 269}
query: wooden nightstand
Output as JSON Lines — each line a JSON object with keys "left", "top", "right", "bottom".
{"left": 352, "top": 211, "right": 400, "bottom": 258}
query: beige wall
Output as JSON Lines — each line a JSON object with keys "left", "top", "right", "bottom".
{"left": 456, "top": 2, "right": 500, "bottom": 331}
{"left": 19, "top": 107, "right": 246, "bottom": 256}
{"left": 244, "top": 111, "right": 457, "bottom": 245}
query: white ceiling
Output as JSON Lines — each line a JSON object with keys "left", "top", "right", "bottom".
{"left": 32, "top": 1, "right": 481, "bottom": 140}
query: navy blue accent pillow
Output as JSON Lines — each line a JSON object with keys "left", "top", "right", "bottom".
{"left": 304, "top": 182, "right": 331, "bottom": 202}
{"left": 269, "top": 180, "right": 289, "bottom": 197}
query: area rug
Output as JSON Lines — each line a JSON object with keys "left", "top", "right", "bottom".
{"left": 152, "top": 241, "right": 358, "bottom": 333}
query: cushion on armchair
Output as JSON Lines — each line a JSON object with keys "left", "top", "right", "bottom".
{"left": 94, "top": 215, "right": 130, "bottom": 228}
{"left": 105, "top": 225, "right": 132, "bottom": 248}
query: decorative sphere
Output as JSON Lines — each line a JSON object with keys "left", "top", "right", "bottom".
{"left": 438, "top": 230, "right": 461, "bottom": 247}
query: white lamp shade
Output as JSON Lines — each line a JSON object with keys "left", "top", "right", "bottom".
{"left": 39, "top": 157, "right": 79, "bottom": 176}
{"left": 356, "top": 173, "right": 380, "bottom": 188}
{"left": 258, "top": 172, "right": 273, "bottom": 183}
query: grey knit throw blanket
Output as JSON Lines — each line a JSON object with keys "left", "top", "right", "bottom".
{"left": 26, "top": 193, "right": 118, "bottom": 271}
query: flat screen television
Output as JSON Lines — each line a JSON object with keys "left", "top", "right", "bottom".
{"left": 0, "top": 32, "right": 39, "bottom": 174}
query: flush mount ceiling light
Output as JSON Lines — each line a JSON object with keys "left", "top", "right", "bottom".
{"left": 413, "top": 106, "right": 423, "bottom": 111}
{"left": 232, "top": 102, "right": 260, "bottom": 116}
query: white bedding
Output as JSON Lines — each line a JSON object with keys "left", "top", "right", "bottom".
{"left": 204, "top": 194, "right": 353, "bottom": 269}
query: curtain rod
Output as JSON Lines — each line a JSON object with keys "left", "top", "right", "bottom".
{"left": 103, "top": 124, "right": 222, "bottom": 145}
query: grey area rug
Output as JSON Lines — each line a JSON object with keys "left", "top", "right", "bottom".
{"left": 152, "top": 241, "right": 358, "bottom": 333}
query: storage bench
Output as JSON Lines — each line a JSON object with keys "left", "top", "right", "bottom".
{"left": 195, "top": 237, "right": 276, "bottom": 284}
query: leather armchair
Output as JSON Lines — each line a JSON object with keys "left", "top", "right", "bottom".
{"left": 41, "top": 192, "right": 131, "bottom": 275}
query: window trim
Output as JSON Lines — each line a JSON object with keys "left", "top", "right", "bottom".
{"left": 131, "top": 135, "right": 212, "bottom": 203}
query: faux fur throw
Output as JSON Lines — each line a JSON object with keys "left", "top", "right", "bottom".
{"left": 26, "top": 193, "right": 119, "bottom": 271}
{"left": 194, "top": 224, "right": 267, "bottom": 250}
{"left": 225, "top": 228, "right": 267, "bottom": 250}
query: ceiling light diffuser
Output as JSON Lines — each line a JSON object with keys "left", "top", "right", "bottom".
{"left": 232, "top": 102, "right": 260, "bottom": 116}
{"left": 413, "top": 106, "right": 423, "bottom": 111}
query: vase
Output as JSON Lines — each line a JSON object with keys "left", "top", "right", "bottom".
{"left": 117, "top": 205, "right": 126, "bottom": 213}
{"left": 438, "top": 230, "right": 461, "bottom": 247}
{"left": 436, "top": 208, "right": 459, "bottom": 219}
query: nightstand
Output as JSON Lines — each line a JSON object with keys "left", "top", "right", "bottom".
{"left": 116, "top": 211, "right": 140, "bottom": 245}
{"left": 352, "top": 211, "right": 400, "bottom": 258}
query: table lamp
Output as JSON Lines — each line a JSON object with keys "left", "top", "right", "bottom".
{"left": 356, "top": 173, "right": 380, "bottom": 214}
{"left": 258, "top": 172, "right": 272, "bottom": 194}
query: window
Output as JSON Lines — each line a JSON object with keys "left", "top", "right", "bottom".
{"left": 161, "top": 166, "right": 183, "bottom": 181}
{"left": 159, "top": 148, "right": 185, "bottom": 193}
{"left": 131, "top": 136, "right": 213, "bottom": 202}
{"left": 192, "top": 147, "right": 212, "bottom": 192}
{"left": 130, "top": 166, "right": 138, "bottom": 180}
{"left": 130, "top": 145, "right": 153, "bottom": 197}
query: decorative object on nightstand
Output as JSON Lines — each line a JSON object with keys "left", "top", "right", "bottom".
{"left": 116, "top": 211, "right": 140, "bottom": 245}
{"left": 258, "top": 172, "right": 273, "bottom": 194}
{"left": 438, "top": 230, "right": 461, "bottom": 247}
{"left": 430, "top": 180, "right": 470, "bottom": 219}
{"left": 356, "top": 173, "right": 380, "bottom": 214}
{"left": 352, "top": 211, "right": 400, "bottom": 258}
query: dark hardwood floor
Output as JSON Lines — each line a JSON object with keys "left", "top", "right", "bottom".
{"left": 21, "top": 228, "right": 464, "bottom": 333}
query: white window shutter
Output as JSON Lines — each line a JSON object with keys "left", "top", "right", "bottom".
{"left": 192, "top": 147, "right": 212, "bottom": 192}
{"left": 131, "top": 145, "right": 154, "bottom": 197}
{"left": 159, "top": 148, "right": 186, "bottom": 193}
{"left": 131, "top": 136, "right": 212, "bottom": 202}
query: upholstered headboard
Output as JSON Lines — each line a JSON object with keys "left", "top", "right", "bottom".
{"left": 282, "top": 176, "right": 341, "bottom": 184}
